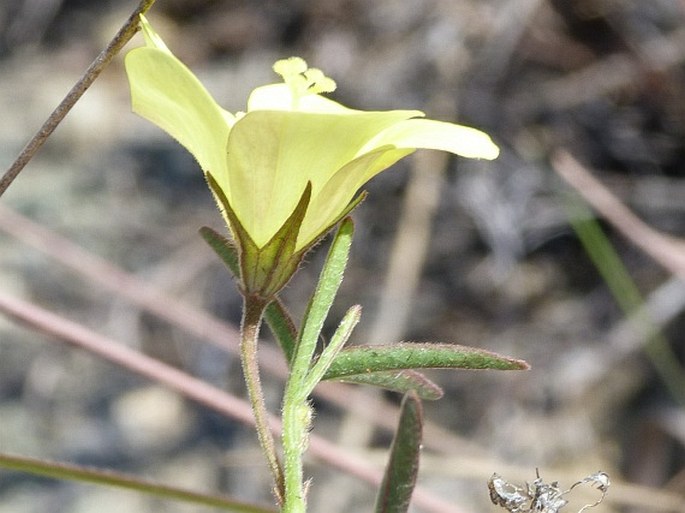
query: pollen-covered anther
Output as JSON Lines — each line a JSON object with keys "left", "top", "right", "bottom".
{"left": 304, "top": 68, "right": 336, "bottom": 94}
{"left": 273, "top": 56, "right": 308, "bottom": 78}
{"left": 272, "top": 57, "right": 337, "bottom": 106}
{"left": 273, "top": 57, "right": 313, "bottom": 108}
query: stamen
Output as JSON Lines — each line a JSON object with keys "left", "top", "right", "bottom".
{"left": 305, "top": 68, "right": 336, "bottom": 94}
{"left": 272, "top": 57, "right": 337, "bottom": 109}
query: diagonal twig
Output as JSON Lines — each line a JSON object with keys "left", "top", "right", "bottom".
{"left": 0, "top": 0, "right": 156, "bottom": 198}
{"left": 551, "top": 150, "right": 685, "bottom": 282}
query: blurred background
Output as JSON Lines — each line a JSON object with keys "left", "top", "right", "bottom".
{"left": 1, "top": 0, "right": 684, "bottom": 512}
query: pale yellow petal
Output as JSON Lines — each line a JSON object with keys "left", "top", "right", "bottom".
{"left": 125, "top": 20, "right": 234, "bottom": 177}
{"left": 247, "top": 84, "right": 355, "bottom": 113}
{"left": 139, "top": 14, "right": 170, "bottom": 53}
{"left": 359, "top": 118, "right": 500, "bottom": 160}
{"left": 300, "top": 147, "right": 414, "bottom": 247}
{"left": 223, "top": 109, "right": 418, "bottom": 248}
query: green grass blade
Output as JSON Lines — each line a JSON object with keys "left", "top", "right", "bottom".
{"left": 566, "top": 197, "right": 685, "bottom": 406}
{"left": 0, "top": 452, "right": 276, "bottom": 513}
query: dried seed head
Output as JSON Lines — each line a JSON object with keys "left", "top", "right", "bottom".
{"left": 487, "top": 471, "right": 609, "bottom": 513}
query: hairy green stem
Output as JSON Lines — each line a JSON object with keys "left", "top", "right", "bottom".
{"left": 281, "top": 382, "right": 310, "bottom": 513}
{"left": 241, "top": 296, "right": 285, "bottom": 505}
{"left": 281, "top": 220, "right": 354, "bottom": 513}
{"left": 281, "top": 312, "right": 316, "bottom": 513}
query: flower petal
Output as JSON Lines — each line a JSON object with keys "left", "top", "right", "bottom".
{"left": 125, "top": 17, "right": 234, "bottom": 177}
{"left": 300, "top": 146, "right": 413, "bottom": 246}
{"left": 247, "top": 83, "right": 355, "bottom": 113}
{"left": 223, "top": 109, "right": 420, "bottom": 248}
{"left": 360, "top": 118, "right": 500, "bottom": 160}
{"left": 138, "top": 14, "right": 171, "bottom": 52}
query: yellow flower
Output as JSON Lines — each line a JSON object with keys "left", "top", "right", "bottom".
{"left": 125, "top": 15, "right": 499, "bottom": 298}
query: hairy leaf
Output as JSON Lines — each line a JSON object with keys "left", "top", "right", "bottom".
{"left": 332, "top": 369, "right": 443, "bottom": 400}
{"left": 374, "top": 391, "right": 423, "bottom": 513}
{"left": 325, "top": 342, "right": 529, "bottom": 379}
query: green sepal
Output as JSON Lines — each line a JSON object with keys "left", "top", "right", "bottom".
{"left": 373, "top": 391, "right": 423, "bottom": 513}
{"left": 206, "top": 172, "right": 311, "bottom": 300}
{"left": 251, "top": 182, "right": 311, "bottom": 298}
{"left": 198, "top": 225, "right": 299, "bottom": 362}
{"left": 332, "top": 369, "right": 443, "bottom": 400}
{"left": 199, "top": 225, "right": 241, "bottom": 278}
{"left": 324, "top": 342, "right": 530, "bottom": 379}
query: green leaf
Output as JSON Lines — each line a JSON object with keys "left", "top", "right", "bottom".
{"left": 0, "top": 452, "right": 275, "bottom": 513}
{"left": 264, "top": 299, "right": 299, "bottom": 365}
{"left": 280, "top": 219, "right": 356, "bottom": 512}
{"left": 292, "top": 218, "right": 354, "bottom": 377}
{"left": 303, "top": 304, "right": 361, "bottom": 395}
{"left": 332, "top": 369, "right": 443, "bottom": 401}
{"left": 374, "top": 391, "right": 423, "bottom": 513}
{"left": 324, "top": 343, "right": 530, "bottom": 380}
{"left": 233, "top": 280, "right": 445, "bottom": 399}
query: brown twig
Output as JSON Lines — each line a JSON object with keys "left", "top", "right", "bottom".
{"left": 552, "top": 150, "right": 685, "bottom": 282}
{"left": 0, "top": 0, "right": 156, "bottom": 198}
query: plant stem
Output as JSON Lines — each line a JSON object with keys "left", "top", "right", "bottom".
{"left": 281, "top": 220, "right": 355, "bottom": 513}
{"left": 241, "top": 296, "right": 285, "bottom": 505}
{"left": 281, "top": 380, "right": 309, "bottom": 513}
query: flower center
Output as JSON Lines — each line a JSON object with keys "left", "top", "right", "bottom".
{"left": 273, "top": 57, "right": 336, "bottom": 109}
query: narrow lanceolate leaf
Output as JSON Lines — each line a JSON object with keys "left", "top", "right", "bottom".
{"left": 294, "top": 218, "right": 354, "bottom": 373}
{"left": 264, "top": 299, "right": 298, "bottom": 365}
{"left": 199, "top": 226, "right": 240, "bottom": 277}
{"left": 324, "top": 343, "right": 530, "bottom": 380}
{"left": 332, "top": 369, "right": 443, "bottom": 401}
{"left": 374, "top": 391, "right": 424, "bottom": 513}
{"left": 0, "top": 453, "right": 275, "bottom": 513}
{"left": 303, "top": 304, "right": 361, "bottom": 395}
